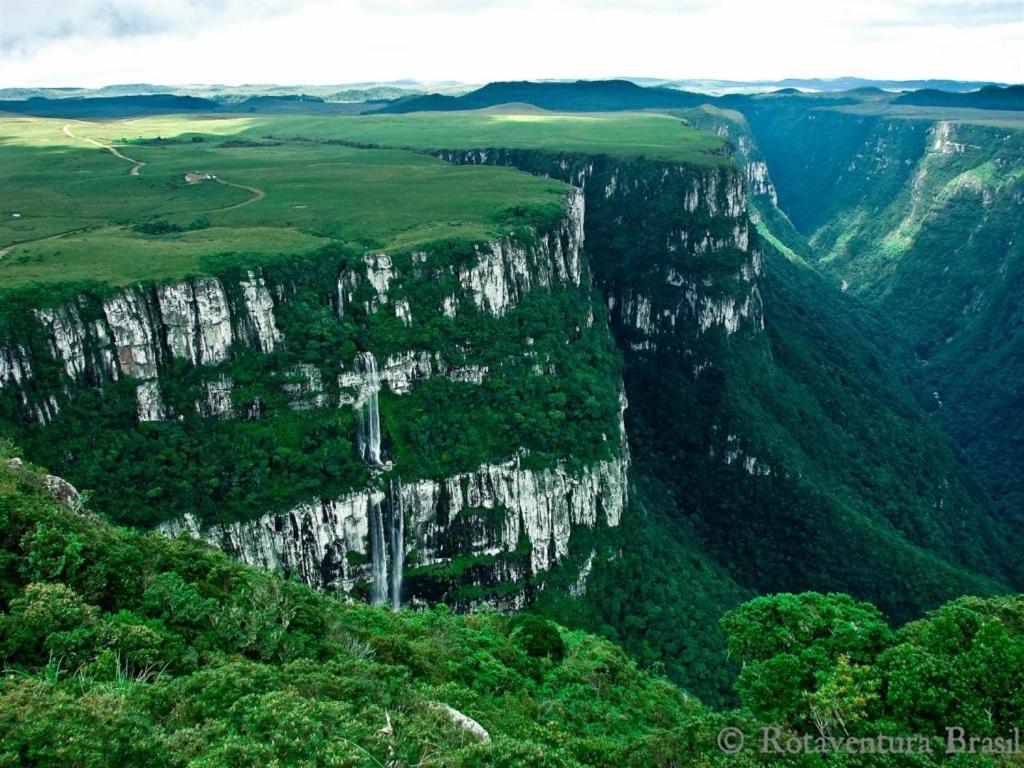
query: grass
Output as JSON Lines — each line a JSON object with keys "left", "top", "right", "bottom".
{"left": 0, "top": 115, "right": 568, "bottom": 289}
{"left": 831, "top": 102, "right": 1024, "bottom": 129}
{"left": 0, "top": 109, "right": 726, "bottom": 289}
{"left": 753, "top": 220, "right": 801, "bottom": 263}
{"left": 241, "top": 110, "right": 730, "bottom": 164}
{"left": 0, "top": 226, "right": 330, "bottom": 287}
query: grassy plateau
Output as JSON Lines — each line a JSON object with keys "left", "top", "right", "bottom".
{"left": 0, "top": 110, "right": 725, "bottom": 291}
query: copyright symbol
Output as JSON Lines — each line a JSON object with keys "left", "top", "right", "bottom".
{"left": 717, "top": 726, "right": 745, "bottom": 754}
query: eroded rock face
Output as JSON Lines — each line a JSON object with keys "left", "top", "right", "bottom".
{"left": 156, "top": 278, "right": 233, "bottom": 366}
{"left": 135, "top": 380, "right": 166, "bottom": 422}
{"left": 0, "top": 268, "right": 283, "bottom": 422}
{"left": 198, "top": 375, "right": 234, "bottom": 419}
{"left": 932, "top": 121, "right": 967, "bottom": 154}
{"left": 432, "top": 149, "right": 763, "bottom": 349}
{"left": 0, "top": 345, "right": 34, "bottom": 390}
{"left": 2, "top": 188, "right": 626, "bottom": 611}
{"left": 354, "top": 350, "right": 489, "bottom": 395}
{"left": 238, "top": 270, "right": 282, "bottom": 353}
{"left": 451, "top": 187, "right": 584, "bottom": 318}
{"left": 160, "top": 449, "right": 628, "bottom": 594}
{"left": 104, "top": 290, "right": 161, "bottom": 381}
{"left": 283, "top": 363, "right": 330, "bottom": 411}
{"left": 34, "top": 305, "right": 89, "bottom": 381}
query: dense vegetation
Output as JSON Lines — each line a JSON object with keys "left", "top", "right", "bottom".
{"left": 532, "top": 474, "right": 752, "bottom": 705}
{"left": 1, "top": 234, "right": 622, "bottom": 529}
{"left": 441, "top": 147, "right": 1020, "bottom": 701}
{"left": 739, "top": 102, "right": 1024, "bottom": 515}
{"left": 2, "top": 454, "right": 1022, "bottom": 767}
{"left": 3, "top": 99, "right": 1022, "bottom": 735}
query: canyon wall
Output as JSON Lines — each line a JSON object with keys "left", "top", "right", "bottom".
{"left": 0, "top": 187, "right": 629, "bottom": 609}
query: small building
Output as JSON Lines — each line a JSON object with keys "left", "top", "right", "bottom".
{"left": 11, "top": 212, "right": 21, "bottom": 218}
{"left": 184, "top": 172, "right": 217, "bottom": 184}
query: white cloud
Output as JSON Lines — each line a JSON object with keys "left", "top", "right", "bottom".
{"left": 0, "top": 0, "right": 1020, "bottom": 87}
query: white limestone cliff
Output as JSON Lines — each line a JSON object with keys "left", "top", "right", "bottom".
{"left": 156, "top": 278, "right": 233, "bottom": 366}
{"left": 238, "top": 270, "right": 282, "bottom": 353}
{"left": 457, "top": 187, "right": 584, "bottom": 317}
{"left": 0, "top": 268, "right": 283, "bottom": 422}
{"left": 160, "top": 449, "right": 628, "bottom": 591}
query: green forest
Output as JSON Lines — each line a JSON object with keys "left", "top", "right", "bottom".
{"left": 1, "top": 454, "right": 1021, "bottom": 767}
{"left": 2, "top": 78, "right": 1023, "bottom": 767}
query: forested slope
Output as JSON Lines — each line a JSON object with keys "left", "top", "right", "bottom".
{"left": 737, "top": 99, "right": 1024, "bottom": 515}
{"left": 2, "top": 454, "right": 1022, "bottom": 767}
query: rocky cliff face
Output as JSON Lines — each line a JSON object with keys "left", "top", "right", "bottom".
{"left": 162, "top": 436, "right": 628, "bottom": 611}
{"left": 681, "top": 106, "right": 779, "bottom": 207}
{"left": 0, "top": 187, "right": 628, "bottom": 609}
{"left": 0, "top": 190, "right": 584, "bottom": 426}
{"left": 2, "top": 270, "right": 282, "bottom": 424}
{"left": 432, "top": 147, "right": 765, "bottom": 479}
{"left": 433, "top": 150, "right": 762, "bottom": 352}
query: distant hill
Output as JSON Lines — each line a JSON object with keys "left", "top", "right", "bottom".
{"left": 646, "top": 77, "right": 1008, "bottom": 94}
{"left": 222, "top": 95, "right": 372, "bottom": 115}
{"left": 0, "top": 94, "right": 219, "bottom": 117}
{"left": 0, "top": 93, "right": 377, "bottom": 117}
{"left": 379, "top": 79, "right": 1024, "bottom": 118}
{"left": 772, "top": 77, "right": 1008, "bottom": 92}
{"left": 4, "top": 80, "right": 1018, "bottom": 119}
{"left": 893, "top": 84, "right": 1024, "bottom": 110}
{"left": 0, "top": 81, "right": 459, "bottom": 103}
{"left": 378, "top": 79, "right": 708, "bottom": 113}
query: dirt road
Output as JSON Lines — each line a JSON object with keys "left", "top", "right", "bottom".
{"left": 63, "top": 123, "right": 146, "bottom": 176}
{"left": 214, "top": 178, "right": 266, "bottom": 210}
{"left": 0, "top": 226, "right": 98, "bottom": 260}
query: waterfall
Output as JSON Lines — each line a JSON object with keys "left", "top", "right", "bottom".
{"left": 388, "top": 480, "right": 404, "bottom": 612}
{"left": 368, "top": 483, "right": 403, "bottom": 610}
{"left": 355, "top": 352, "right": 382, "bottom": 467}
{"left": 369, "top": 495, "right": 388, "bottom": 606}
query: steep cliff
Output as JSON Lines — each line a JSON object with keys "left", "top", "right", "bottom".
{"left": 0, "top": 188, "right": 628, "bottom": 609}
{"left": 738, "top": 101, "right": 1024, "bottom": 516}
{"left": 162, "top": 448, "right": 627, "bottom": 611}
{"left": 430, "top": 143, "right": 1018, "bottom": 626}
{"left": 3, "top": 106, "right": 1017, "bottom": 706}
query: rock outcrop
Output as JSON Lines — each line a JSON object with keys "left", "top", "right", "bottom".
{"left": 0, "top": 267, "right": 283, "bottom": 422}
{"left": 2, "top": 187, "right": 626, "bottom": 610}
{"left": 432, "top": 149, "right": 763, "bottom": 350}
{"left": 161, "top": 448, "right": 628, "bottom": 601}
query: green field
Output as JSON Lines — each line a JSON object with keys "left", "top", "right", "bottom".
{"left": 0, "top": 115, "right": 569, "bottom": 289}
{"left": 831, "top": 102, "right": 1024, "bottom": 128}
{"left": 0, "top": 110, "right": 725, "bottom": 290}
{"left": 239, "top": 109, "right": 729, "bottom": 163}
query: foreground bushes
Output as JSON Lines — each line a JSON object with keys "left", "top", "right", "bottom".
{"left": 0, "top": 454, "right": 1021, "bottom": 766}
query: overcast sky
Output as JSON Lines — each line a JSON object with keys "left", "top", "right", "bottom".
{"left": 0, "top": 0, "right": 1021, "bottom": 88}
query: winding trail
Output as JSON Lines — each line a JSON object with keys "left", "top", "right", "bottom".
{"left": 1, "top": 125, "right": 269, "bottom": 258}
{"left": 213, "top": 178, "right": 266, "bottom": 211}
{"left": 0, "top": 226, "right": 98, "bottom": 260}
{"left": 63, "top": 123, "right": 146, "bottom": 176}
{"left": 62, "top": 123, "right": 265, "bottom": 209}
